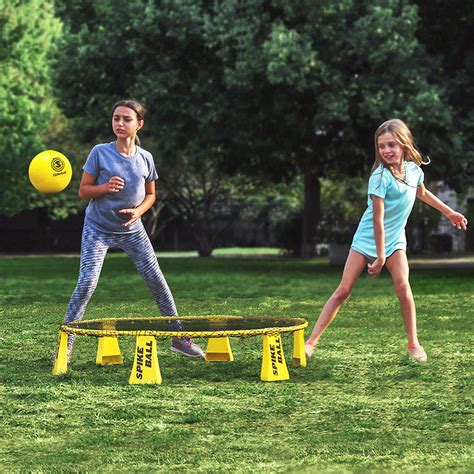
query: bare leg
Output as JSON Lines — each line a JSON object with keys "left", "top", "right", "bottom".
{"left": 385, "top": 250, "right": 419, "bottom": 347}
{"left": 305, "top": 250, "right": 367, "bottom": 352}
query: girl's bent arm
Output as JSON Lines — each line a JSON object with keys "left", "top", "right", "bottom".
{"left": 119, "top": 181, "right": 156, "bottom": 227}
{"left": 368, "top": 195, "right": 386, "bottom": 278}
{"left": 416, "top": 184, "right": 468, "bottom": 230}
{"left": 135, "top": 181, "right": 156, "bottom": 216}
{"left": 78, "top": 172, "right": 124, "bottom": 199}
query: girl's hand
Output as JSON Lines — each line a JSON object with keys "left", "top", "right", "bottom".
{"left": 118, "top": 208, "right": 141, "bottom": 227}
{"left": 107, "top": 176, "right": 125, "bottom": 193}
{"left": 367, "top": 257, "right": 385, "bottom": 278}
{"left": 447, "top": 211, "right": 468, "bottom": 230}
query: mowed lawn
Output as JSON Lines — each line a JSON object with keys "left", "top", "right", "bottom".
{"left": 0, "top": 254, "right": 472, "bottom": 472}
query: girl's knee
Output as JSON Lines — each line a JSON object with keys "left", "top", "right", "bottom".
{"left": 332, "top": 285, "right": 352, "bottom": 304}
{"left": 394, "top": 281, "right": 412, "bottom": 299}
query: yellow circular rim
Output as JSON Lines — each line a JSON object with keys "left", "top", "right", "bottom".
{"left": 61, "top": 316, "right": 308, "bottom": 338}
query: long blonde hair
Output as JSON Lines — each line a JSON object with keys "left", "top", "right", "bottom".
{"left": 371, "top": 118, "right": 430, "bottom": 184}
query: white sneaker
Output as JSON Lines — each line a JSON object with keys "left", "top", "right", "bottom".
{"left": 408, "top": 345, "right": 428, "bottom": 363}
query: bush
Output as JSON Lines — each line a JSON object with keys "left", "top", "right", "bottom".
{"left": 318, "top": 178, "right": 366, "bottom": 243}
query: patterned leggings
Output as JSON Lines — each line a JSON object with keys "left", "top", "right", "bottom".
{"left": 64, "top": 224, "right": 178, "bottom": 344}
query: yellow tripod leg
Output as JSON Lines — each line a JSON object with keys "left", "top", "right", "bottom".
{"left": 96, "top": 336, "right": 124, "bottom": 365}
{"left": 260, "top": 334, "right": 289, "bottom": 381}
{"left": 205, "top": 337, "right": 234, "bottom": 361}
{"left": 292, "top": 329, "right": 307, "bottom": 367}
{"left": 52, "top": 330, "right": 69, "bottom": 375}
{"left": 129, "top": 336, "right": 162, "bottom": 384}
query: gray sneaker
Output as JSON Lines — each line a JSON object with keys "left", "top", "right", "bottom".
{"left": 171, "top": 337, "right": 205, "bottom": 358}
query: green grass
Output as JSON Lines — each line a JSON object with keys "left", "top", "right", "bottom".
{"left": 155, "top": 247, "right": 282, "bottom": 258}
{"left": 212, "top": 247, "right": 282, "bottom": 256}
{"left": 1, "top": 255, "right": 473, "bottom": 472}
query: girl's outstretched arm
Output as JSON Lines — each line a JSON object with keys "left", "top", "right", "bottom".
{"left": 416, "top": 184, "right": 468, "bottom": 230}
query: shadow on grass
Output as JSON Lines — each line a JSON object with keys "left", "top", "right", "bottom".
{"left": 5, "top": 349, "right": 435, "bottom": 391}
{"left": 4, "top": 351, "right": 331, "bottom": 387}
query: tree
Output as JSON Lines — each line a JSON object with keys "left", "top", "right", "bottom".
{"left": 0, "top": 0, "right": 62, "bottom": 215}
{"left": 204, "top": 0, "right": 460, "bottom": 255}
{"left": 54, "top": 0, "right": 465, "bottom": 257}
{"left": 55, "top": 0, "right": 248, "bottom": 255}
{"left": 161, "top": 153, "right": 252, "bottom": 256}
{"left": 415, "top": 0, "right": 474, "bottom": 189}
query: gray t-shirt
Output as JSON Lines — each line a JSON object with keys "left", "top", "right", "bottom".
{"left": 83, "top": 142, "right": 158, "bottom": 234}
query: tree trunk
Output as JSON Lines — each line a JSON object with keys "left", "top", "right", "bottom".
{"left": 197, "top": 243, "right": 212, "bottom": 257}
{"left": 301, "top": 169, "right": 320, "bottom": 258}
{"left": 196, "top": 225, "right": 213, "bottom": 257}
{"left": 194, "top": 214, "right": 214, "bottom": 257}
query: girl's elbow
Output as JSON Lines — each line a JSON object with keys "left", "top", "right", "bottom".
{"left": 373, "top": 216, "right": 384, "bottom": 226}
{"left": 417, "top": 185, "right": 426, "bottom": 199}
{"left": 78, "top": 188, "right": 88, "bottom": 199}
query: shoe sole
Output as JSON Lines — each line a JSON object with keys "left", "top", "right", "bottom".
{"left": 170, "top": 347, "right": 204, "bottom": 358}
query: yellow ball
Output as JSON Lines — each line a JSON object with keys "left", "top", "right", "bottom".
{"left": 28, "top": 150, "right": 72, "bottom": 194}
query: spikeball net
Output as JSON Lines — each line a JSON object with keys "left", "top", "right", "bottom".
{"left": 54, "top": 316, "right": 309, "bottom": 383}
{"left": 61, "top": 316, "right": 308, "bottom": 339}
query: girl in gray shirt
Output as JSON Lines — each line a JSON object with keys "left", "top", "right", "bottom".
{"left": 56, "top": 100, "right": 204, "bottom": 362}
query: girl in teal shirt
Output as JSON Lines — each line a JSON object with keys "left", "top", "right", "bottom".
{"left": 305, "top": 119, "right": 468, "bottom": 363}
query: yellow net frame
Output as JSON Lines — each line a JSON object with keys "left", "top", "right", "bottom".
{"left": 61, "top": 316, "right": 308, "bottom": 339}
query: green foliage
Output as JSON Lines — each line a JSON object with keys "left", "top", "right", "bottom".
{"left": 55, "top": 1, "right": 239, "bottom": 253}
{"left": 27, "top": 108, "right": 91, "bottom": 220}
{"left": 199, "top": 0, "right": 465, "bottom": 254}
{"left": 0, "top": 0, "right": 61, "bottom": 215}
{"left": 230, "top": 179, "right": 304, "bottom": 255}
{"left": 161, "top": 153, "right": 247, "bottom": 256}
{"left": 1, "top": 255, "right": 473, "bottom": 471}
{"left": 263, "top": 21, "right": 320, "bottom": 91}
{"left": 319, "top": 177, "right": 368, "bottom": 243}
{"left": 272, "top": 177, "right": 368, "bottom": 251}
{"left": 50, "top": 0, "right": 471, "bottom": 252}
{"left": 415, "top": 0, "right": 474, "bottom": 189}
{"left": 272, "top": 210, "right": 303, "bottom": 256}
